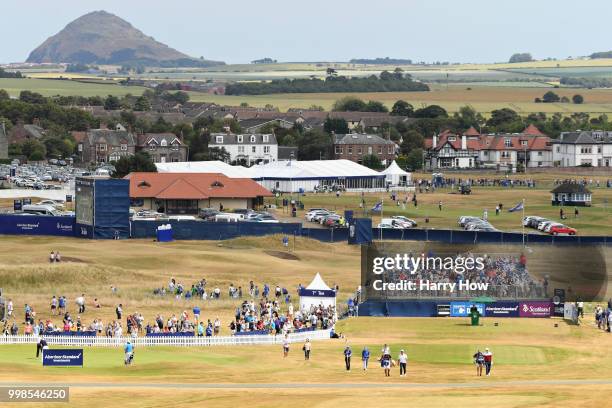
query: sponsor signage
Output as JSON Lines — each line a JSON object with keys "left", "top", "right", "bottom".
{"left": 42, "top": 349, "right": 83, "bottom": 367}
{"left": 13, "top": 200, "right": 22, "bottom": 211}
{"left": 66, "top": 195, "right": 73, "bottom": 203}
{"left": 564, "top": 303, "right": 578, "bottom": 323}
{"left": 298, "top": 289, "right": 337, "bottom": 298}
{"left": 484, "top": 302, "right": 520, "bottom": 317}
{"left": 519, "top": 301, "right": 553, "bottom": 318}
{"left": 0, "top": 215, "right": 76, "bottom": 237}
{"left": 23, "top": 198, "right": 32, "bottom": 205}
{"left": 553, "top": 304, "right": 565, "bottom": 317}
{"left": 450, "top": 302, "right": 485, "bottom": 317}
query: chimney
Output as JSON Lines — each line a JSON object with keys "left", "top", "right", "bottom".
{"left": 432, "top": 134, "right": 437, "bottom": 148}
{"left": 461, "top": 135, "right": 467, "bottom": 150}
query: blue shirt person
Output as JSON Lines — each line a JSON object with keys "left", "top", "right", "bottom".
{"left": 361, "top": 347, "right": 370, "bottom": 370}
{"left": 124, "top": 341, "right": 134, "bottom": 365}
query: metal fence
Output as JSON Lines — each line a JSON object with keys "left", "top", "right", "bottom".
{"left": 0, "top": 329, "right": 331, "bottom": 347}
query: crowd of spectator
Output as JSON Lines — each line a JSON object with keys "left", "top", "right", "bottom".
{"left": 2, "top": 277, "right": 338, "bottom": 338}
{"left": 381, "top": 251, "right": 545, "bottom": 299}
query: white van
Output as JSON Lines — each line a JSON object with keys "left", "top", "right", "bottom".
{"left": 22, "top": 204, "right": 61, "bottom": 216}
{"left": 168, "top": 215, "right": 197, "bottom": 221}
{"left": 214, "top": 213, "right": 245, "bottom": 222}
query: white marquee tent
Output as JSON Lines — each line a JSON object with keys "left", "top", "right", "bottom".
{"left": 155, "top": 161, "right": 254, "bottom": 178}
{"left": 299, "top": 273, "right": 337, "bottom": 312}
{"left": 380, "top": 160, "right": 412, "bottom": 186}
{"left": 157, "top": 159, "right": 386, "bottom": 192}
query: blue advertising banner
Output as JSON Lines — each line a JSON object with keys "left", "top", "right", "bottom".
{"left": 450, "top": 302, "right": 485, "bottom": 317}
{"left": 42, "top": 349, "right": 83, "bottom": 366}
{"left": 0, "top": 215, "right": 75, "bottom": 237}
{"left": 485, "top": 302, "right": 520, "bottom": 317}
{"left": 13, "top": 200, "right": 21, "bottom": 211}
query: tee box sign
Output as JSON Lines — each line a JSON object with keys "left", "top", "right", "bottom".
{"left": 42, "top": 349, "right": 84, "bottom": 367}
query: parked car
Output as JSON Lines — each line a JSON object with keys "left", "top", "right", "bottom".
{"left": 168, "top": 215, "right": 197, "bottom": 221}
{"left": 523, "top": 216, "right": 548, "bottom": 229}
{"left": 391, "top": 216, "right": 417, "bottom": 227}
{"left": 537, "top": 220, "right": 555, "bottom": 231}
{"left": 21, "top": 204, "right": 61, "bottom": 216}
{"left": 199, "top": 208, "right": 219, "bottom": 221}
{"left": 458, "top": 216, "right": 481, "bottom": 227}
{"left": 544, "top": 222, "right": 564, "bottom": 234}
{"left": 377, "top": 222, "right": 399, "bottom": 229}
{"left": 252, "top": 213, "right": 279, "bottom": 223}
{"left": 549, "top": 225, "right": 577, "bottom": 236}
{"left": 305, "top": 210, "right": 330, "bottom": 222}
{"left": 215, "top": 213, "right": 244, "bottom": 222}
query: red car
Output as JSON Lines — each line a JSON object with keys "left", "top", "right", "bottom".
{"left": 549, "top": 225, "right": 577, "bottom": 236}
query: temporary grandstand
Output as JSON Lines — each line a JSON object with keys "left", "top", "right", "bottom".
{"left": 156, "top": 160, "right": 386, "bottom": 192}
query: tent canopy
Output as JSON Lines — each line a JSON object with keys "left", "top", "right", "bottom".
{"left": 306, "top": 272, "right": 332, "bottom": 291}
{"left": 300, "top": 273, "right": 336, "bottom": 312}
{"left": 380, "top": 160, "right": 411, "bottom": 185}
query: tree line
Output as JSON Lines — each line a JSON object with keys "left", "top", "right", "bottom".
{"left": 225, "top": 70, "right": 429, "bottom": 95}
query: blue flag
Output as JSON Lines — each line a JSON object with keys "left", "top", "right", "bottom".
{"left": 508, "top": 201, "right": 524, "bottom": 212}
{"left": 371, "top": 202, "right": 383, "bottom": 212}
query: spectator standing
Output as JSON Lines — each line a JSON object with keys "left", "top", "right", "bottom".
{"left": 76, "top": 294, "right": 85, "bottom": 314}
{"left": 438, "top": 201, "right": 442, "bottom": 211}
{"left": 55, "top": 251, "right": 61, "bottom": 262}
{"left": 362, "top": 346, "right": 370, "bottom": 370}
{"left": 303, "top": 338, "right": 311, "bottom": 360}
{"left": 58, "top": 296, "right": 65, "bottom": 315}
{"left": 283, "top": 335, "right": 290, "bottom": 357}
{"left": 193, "top": 305, "right": 200, "bottom": 322}
{"left": 49, "top": 251, "right": 55, "bottom": 263}
{"left": 50, "top": 296, "right": 57, "bottom": 315}
{"left": 398, "top": 350, "right": 408, "bottom": 377}
{"left": 116, "top": 304, "right": 123, "bottom": 320}
{"left": 344, "top": 345, "right": 352, "bottom": 371}
{"left": 576, "top": 298, "right": 584, "bottom": 318}
{"left": 483, "top": 348, "right": 493, "bottom": 376}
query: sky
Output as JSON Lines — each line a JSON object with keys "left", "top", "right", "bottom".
{"left": 2, "top": 0, "right": 611, "bottom": 64}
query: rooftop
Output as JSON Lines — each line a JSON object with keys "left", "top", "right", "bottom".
{"left": 126, "top": 172, "right": 272, "bottom": 200}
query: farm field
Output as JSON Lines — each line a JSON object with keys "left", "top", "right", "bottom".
{"left": 0, "top": 78, "right": 145, "bottom": 98}
{"left": 187, "top": 84, "right": 612, "bottom": 114}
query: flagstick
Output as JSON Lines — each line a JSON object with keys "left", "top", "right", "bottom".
{"left": 522, "top": 198, "right": 525, "bottom": 248}
{"left": 380, "top": 196, "right": 384, "bottom": 241}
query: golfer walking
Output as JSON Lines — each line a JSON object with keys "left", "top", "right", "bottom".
{"left": 483, "top": 348, "right": 493, "bottom": 376}
{"left": 344, "top": 345, "right": 352, "bottom": 371}
{"left": 361, "top": 346, "right": 370, "bottom": 370}
{"left": 124, "top": 341, "right": 134, "bottom": 366}
{"left": 473, "top": 349, "right": 485, "bottom": 376}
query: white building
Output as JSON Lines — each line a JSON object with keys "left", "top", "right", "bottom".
{"left": 208, "top": 133, "right": 279, "bottom": 166}
{"left": 552, "top": 131, "right": 612, "bottom": 167}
